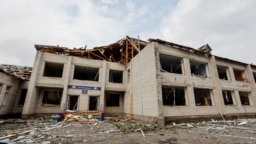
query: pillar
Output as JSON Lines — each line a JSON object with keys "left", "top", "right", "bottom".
{"left": 22, "top": 51, "right": 42, "bottom": 118}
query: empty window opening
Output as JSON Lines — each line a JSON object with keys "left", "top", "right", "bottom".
{"left": 222, "top": 91, "right": 234, "bottom": 105}
{"left": 159, "top": 54, "right": 183, "bottom": 74}
{"left": 234, "top": 69, "right": 247, "bottom": 82}
{"left": 109, "top": 70, "right": 123, "bottom": 83}
{"left": 1, "top": 86, "right": 12, "bottom": 106}
{"left": 239, "top": 92, "right": 250, "bottom": 105}
{"left": 217, "top": 66, "right": 228, "bottom": 80}
{"left": 106, "top": 93, "right": 120, "bottom": 107}
{"left": 128, "top": 69, "right": 130, "bottom": 83}
{"left": 73, "top": 66, "right": 99, "bottom": 81}
{"left": 252, "top": 72, "right": 256, "bottom": 83}
{"left": 89, "top": 96, "right": 98, "bottom": 111}
{"left": 68, "top": 95, "right": 79, "bottom": 110}
{"left": 42, "top": 89, "right": 63, "bottom": 105}
{"left": 194, "top": 88, "right": 212, "bottom": 106}
{"left": 18, "top": 89, "right": 27, "bottom": 105}
{"left": 43, "top": 62, "right": 64, "bottom": 77}
{"left": 190, "top": 61, "right": 207, "bottom": 77}
{"left": 162, "top": 86, "right": 186, "bottom": 106}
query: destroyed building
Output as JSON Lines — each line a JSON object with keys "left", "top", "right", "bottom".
{"left": 1, "top": 36, "right": 256, "bottom": 126}
{"left": 0, "top": 65, "right": 32, "bottom": 117}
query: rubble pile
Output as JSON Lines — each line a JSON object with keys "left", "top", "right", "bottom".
{"left": 106, "top": 117, "right": 157, "bottom": 133}
{"left": 64, "top": 114, "right": 98, "bottom": 123}
{"left": 1, "top": 117, "right": 256, "bottom": 143}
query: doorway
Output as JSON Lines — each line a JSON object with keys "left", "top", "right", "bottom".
{"left": 68, "top": 95, "right": 79, "bottom": 110}
{"left": 89, "top": 96, "right": 98, "bottom": 111}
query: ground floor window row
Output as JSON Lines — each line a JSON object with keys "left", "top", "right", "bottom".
{"left": 162, "top": 86, "right": 252, "bottom": 106}
{"left": 66, "top": 93, "right": 123, "bottom": 111}
{"left": 36, "top": 89, "right": 124, "bottom": 111}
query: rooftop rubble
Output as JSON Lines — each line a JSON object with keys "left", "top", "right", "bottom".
{"left": 35, "top": 36, "right": 147, "bottom": 65}
{"left": 0, "top": 64, "right": 32, "bottom": 80}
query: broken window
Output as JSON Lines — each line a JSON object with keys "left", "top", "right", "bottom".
{"left": 190, "top": 61, "right": 207, "bottom": 77}
{"left": 68, "top": 95, "right": 79, "bottom": 110}
{"left": 162, "top": 86, "right": 186, "bottom": 106}
{"left": 106, "top": 93, "right": 120, "bottom": 107}
{"left": 252, "top": 72, "right": 256, "bottom": 83}
{"left": 217, "top": 66, "right": 229, "bottom": 80}
{"left": 1, "top": 86, "right": 11, "bottom": 106}
{"left": 239, "top": 92, "right": 250, "bottom": 105}
{"left": 43, "top": 62, "right": 64, "bottom": 77}
{"left": 18, "top": 89, "right": 27, "bottom": 105}
{"left": 89, "top": 96, "right": 98, "bottom": 110}
{"left": 109, "top": 70, "right": 123, "bottom": 83}
{"left": 234, "top": 69, "right": 247, "bottom": 82}
{"left": 73, "top": 66, "right": 99, "bottom": 81}
{"left": 222, "top": 90, "right": 234, "bottom": 105}
{"left": 159, "top": 54, "right": 183, "bottom": 74}
{"left": 194, "top": 88, "right": 212, "bottom": 106}
{"left": 42, "top": 89, "right": 63, "bottom": 105}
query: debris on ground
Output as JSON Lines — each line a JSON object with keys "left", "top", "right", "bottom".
{"left": 1, "top": 116, "right": 256, "bottom": 143}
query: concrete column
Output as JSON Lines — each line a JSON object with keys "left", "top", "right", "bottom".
{"left": 22, "top": 51, "right": 42, "bottom": 118}
{"left": 187, "top": 86, "right": 195, "bottom": 106}
{"left": 234, "top": 90, "right": 242, "bottom": 107}
{"left": 183, "top": 58, "right": 191, "bottom": 76}
{"left": 156, "top": 78, "right": 165, "bottom": 126}
{"left": 60, "top": 56, "right": 72, "bottom": 112}
{"left": 245, "top": 65, "right": 256, "bottom": 105}
{"left": 0, "top": 85, "right": 7, "bottom": 106}
{"left": 209, "top": 56, "right": 224, "bottom": 113}
{"left": 154, "top": 45, "right": 165, "bottom": 127}
{"left": 100, "top": 60, "right": 107, "bottom": 112}
{"left": 229, "top": 66, "right": 236, "bottom": 81}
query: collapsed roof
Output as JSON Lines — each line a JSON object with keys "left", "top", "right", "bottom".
{"left": 0, "top": 64, "right": 32, "bottom": 80}
{"left": 35, "top": 36, "right": 214, "bottom": 65}
{"left": 35, "top": 36, "right": 147, "bottom": 65}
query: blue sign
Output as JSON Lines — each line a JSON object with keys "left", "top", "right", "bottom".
{"left": 68, "top": 85, "right": 101, "bottom": 90}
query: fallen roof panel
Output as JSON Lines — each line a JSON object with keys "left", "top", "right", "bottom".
{"left": 0, "top": 64, "right": 32, "bottom": 80}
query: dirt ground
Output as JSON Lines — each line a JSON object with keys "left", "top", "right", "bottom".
{"left": 1, "top": 117, "right": 256, "bottom": 144}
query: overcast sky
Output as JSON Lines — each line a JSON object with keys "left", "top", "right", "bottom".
{"left": 0, "top": 0, "right": 255, "bottom": 66}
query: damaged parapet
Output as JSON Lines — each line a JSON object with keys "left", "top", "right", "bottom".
{"left": 0, "top": 64, "right": 32, "bottom": 80}
{"left": 198, "top": 44, "right": 212, "bottom": 54}
{"left": 148, "top": 38, "right": 212, "bottom": 57}
{"left": 35, "top": 36, "right": 147, "bottom": 65}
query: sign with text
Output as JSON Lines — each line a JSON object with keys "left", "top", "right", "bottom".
{"left": 68, "top": 85, "right": 101, "bottom": 94}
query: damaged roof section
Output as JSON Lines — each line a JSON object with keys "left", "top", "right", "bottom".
{"left": 35, "top": 36, "right": 147, "bottom": 65}
{"left": 148, "top": 38, "right": 212, "bottom": 56}
{"left": 0, "top": 64, "right": 32, "bottom": 80}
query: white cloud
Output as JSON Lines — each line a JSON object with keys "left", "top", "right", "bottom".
{"left": 0, "top": 0, "right": 151, "bottom": 66}
{"left": 100, "top": 0, "right": 118, "bottom": 5}
{"left": 2, "top": 0, "right": 254, "bottom": 67}
{"left": 160, "top": 0, "right": 256, "bottom": 64}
